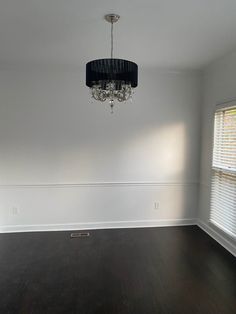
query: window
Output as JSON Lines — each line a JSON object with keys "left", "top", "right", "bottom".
{"left": 210, "top": 105, "right": 236, "bottom": 238}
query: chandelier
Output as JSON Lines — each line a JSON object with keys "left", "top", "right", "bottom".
{"left": 86, "top": 14, "right": 138, "bottom": 113}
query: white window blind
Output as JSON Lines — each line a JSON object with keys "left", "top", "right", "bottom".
{"left": 210, "top": 106, "right": 236, "bottom": 238}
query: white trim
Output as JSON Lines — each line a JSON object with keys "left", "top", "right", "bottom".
{"left": 215, "top": 98, "right": 236, "bottom": 109}
{"left": 210, "top": 220, "right": 236, "bottom": 240}
{"left": 0, "top": 181, "right": 198, "bottom": 189}
{"left": 197, "top": 220, "right": 236, "bottom": 257}
{"left": 0, "top": 218, "right": 196, "bottom": 234}
{"left": 2, "top": 218, "right": 235, "bottom": 258}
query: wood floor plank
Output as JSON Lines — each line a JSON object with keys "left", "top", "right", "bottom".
{"left": 0, "top": 226, "right": 235, "bottom": 314}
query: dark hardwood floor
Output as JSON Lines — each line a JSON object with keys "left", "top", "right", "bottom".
{"left": 0, "top": 226, "right": 235, "bottom": 314}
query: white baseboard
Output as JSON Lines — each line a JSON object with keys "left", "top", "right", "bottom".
{"left": 197, "top": 220, "right": 236, "bottom": 257}
{"left": 0, "top": 218, "right": 196, "bottom": 234}
{"left": 2, "top": 219, "right": 235, "bottom": 258}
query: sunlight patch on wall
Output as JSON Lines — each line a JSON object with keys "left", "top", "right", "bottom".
{"left": 121, "top": 123, "right": 186, "bottom": 181}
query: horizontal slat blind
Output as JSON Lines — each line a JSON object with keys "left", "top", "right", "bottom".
{"left": 213, "top": 107, "right": 236, "bottom": 170}
{"left": 210, "top": 106, "right": 236, "bottom": 238}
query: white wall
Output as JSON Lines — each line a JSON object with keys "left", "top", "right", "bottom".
{"left": 199, "top": 50, "right": 236, "bottom": 256}
{"left": 0, "top": 67, "right": 201, "bottom": 232}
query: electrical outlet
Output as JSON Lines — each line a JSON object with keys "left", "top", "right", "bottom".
{"left": 154, "top": 202, "right": 160, "bottom": 210}
{"left": 11, "top": 207, "right": 19, "bottom": 215}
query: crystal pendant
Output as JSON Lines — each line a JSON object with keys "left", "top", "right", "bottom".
{"left": 91, "top": 80, "right": 133, "bottom": 108}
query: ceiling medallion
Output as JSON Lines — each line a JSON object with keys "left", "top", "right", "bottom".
{"left": 86, "top": 14, "right": 138, "bottom": 113}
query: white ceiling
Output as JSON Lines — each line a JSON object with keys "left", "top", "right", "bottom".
{"left": 1, "top": 0, "right": 236, "bottom": 70}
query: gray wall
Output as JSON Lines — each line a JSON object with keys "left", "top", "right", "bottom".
{"left": 199, "top": 50, "right": 236, "bottom": 254}
{"left": 0, "top": 67, "right": 201, "bottom": 231}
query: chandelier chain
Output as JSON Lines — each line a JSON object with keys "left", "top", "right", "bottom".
{"left": 111, "top": 21, "right": 114, "bottom": 59}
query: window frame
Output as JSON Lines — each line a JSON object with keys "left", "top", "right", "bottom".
{"left": 209, "top": 101, "right": 236, "bottom": 240}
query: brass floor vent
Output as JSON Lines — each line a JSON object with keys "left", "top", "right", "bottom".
{"left": 70, "top": 232, "right": 90, "bottom": 238}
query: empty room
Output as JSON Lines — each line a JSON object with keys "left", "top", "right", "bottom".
{"left": 0, "top": 1, "right": 236, "bottom": 313}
